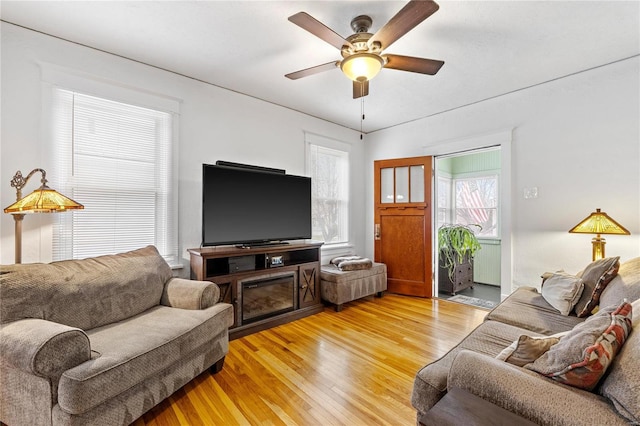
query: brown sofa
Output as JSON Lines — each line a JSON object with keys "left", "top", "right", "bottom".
{"left": 0, "top": 246, "right": 234, "bottom": 426}
{"left": 412, "top": 256, "right": 640, "bottom": 425}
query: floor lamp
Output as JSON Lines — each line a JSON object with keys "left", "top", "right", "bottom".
{"left": 568, "top": 208, "right": 630, "bottom": 261}
{"left": 3, "top": 169, "right": 83, "bottom": 264}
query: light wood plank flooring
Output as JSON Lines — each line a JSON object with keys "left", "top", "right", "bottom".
{"left": 133, "top": 294, "right": 487, "bottom": 426}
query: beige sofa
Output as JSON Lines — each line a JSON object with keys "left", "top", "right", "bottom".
{"left": 0, "top": 246, "right": 234, "bottom": 426}
{"left": 412, "top": 256, "right": 640, "bottom": 425}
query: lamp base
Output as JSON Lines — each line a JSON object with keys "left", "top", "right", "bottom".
{"left": 591, "top": 236, "right": 605, "bottom": 261}
{"left": 13, "top": 213, "right": 24, "bottom": 264}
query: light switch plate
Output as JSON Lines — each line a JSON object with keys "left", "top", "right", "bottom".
{"left": 524, "top": 187, "right": 538, "bottom": 199}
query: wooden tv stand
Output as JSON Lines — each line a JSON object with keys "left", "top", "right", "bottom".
{"left": 188, "top": 241, "right": 323, "bottom": 339}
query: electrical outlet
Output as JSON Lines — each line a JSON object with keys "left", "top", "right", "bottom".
{"left": 524, "top": 187, "right": 538, "bottom": 199}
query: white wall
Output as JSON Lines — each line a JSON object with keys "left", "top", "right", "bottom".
{"left": 3, "top": 22, "right": 638, "bottom": 293}
{"left": 0, "top": 23, "right": 365, "bottom": 271}
{"left": 365, "top": 57, "right": 640, "bottom": 292}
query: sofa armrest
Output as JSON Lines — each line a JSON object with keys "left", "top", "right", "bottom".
{"left": 0, "top": 319, "right": 91, "bottom": 380}
{"left": 161, "top": 277, "right": 220, "bottom": 310}
{"left": 448, "top": 350, "right": 627, "bottom": 425}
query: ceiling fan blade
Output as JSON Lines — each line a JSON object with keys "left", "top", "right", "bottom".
{"left": 353, "top": 79, "right": 369, "bottom": 99}
{"left": 369, "top": 0, "right": 440, "bottom": 50}
{"left": 383, "top": 54, "right": 444, "bottom": 75}
{"left": 285, "top": 61, "right": 339, "bottom": 80}
{"left": 289, "top": 12, "right": 353, "bottom": 50}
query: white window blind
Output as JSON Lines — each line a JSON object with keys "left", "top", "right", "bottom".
{"left": 51, "top": 88, "right": 178, "bottom": 264}
{"left": 307, "top": 143, "right": 349, "bottom": 245}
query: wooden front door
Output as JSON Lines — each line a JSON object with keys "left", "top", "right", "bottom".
{"left": 374, "top": 156, "right": 433, "bottom": 297}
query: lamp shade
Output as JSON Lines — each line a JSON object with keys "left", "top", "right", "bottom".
{"left": 4, "top": 185, "right": 84, "bottom": 213}
{"left": 568, "top": 208, "right": 630, "bottom": 235}
{"left": 340, "top": 53, "right": 384, "bottom": 82}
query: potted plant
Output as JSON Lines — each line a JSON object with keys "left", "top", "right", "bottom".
{"left": 437, "top": 224, "right": 482, "bottom": 295}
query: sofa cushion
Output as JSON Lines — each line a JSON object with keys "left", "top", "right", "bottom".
{"left": 574, "top": 257, "right": 620, "bottom": 317}
{"left": 485, "top": 287, "right": 585, "bottom": 335}
{"left": 599, "top": 325, "right": 639, "bottom": 424}
{"left": 540, "top": 272, "right": 584, "bottom": 316}
{"left": 412, "top": 320, "right": 543, "bottom": 413}
{"left": 525, "top": 301, "right": 632, "bottom": 391}
{"left": 600, "top": 257, "right": 640, "bottom": 308}
{"left": 0, "top": 246, "right": 173, "bottom": 330}
{"left": 57, "top": 302, "right": 234, "bottom": 415}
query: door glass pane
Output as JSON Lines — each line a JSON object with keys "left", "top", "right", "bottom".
{"left": 381, "top": 168, "right": 394, "bottom": 203}
{"left": 410, "top": 165, "right": 425, "bottom": 202}
{"left": 395, "top": 167, "right": 409, "bottom": 203}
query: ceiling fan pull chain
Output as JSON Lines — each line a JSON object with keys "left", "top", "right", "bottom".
{"left": 360, "top": 96, "right": 365, "bottom": 140}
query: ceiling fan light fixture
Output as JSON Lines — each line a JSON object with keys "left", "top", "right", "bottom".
{"left": 340, "top": 53, "right": 384, "bottom": 82}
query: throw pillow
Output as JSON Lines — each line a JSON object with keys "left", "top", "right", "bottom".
{"left": 525, "top": 300, "right": 633, "bottom": 391}
{"left": 540, "top": 272, "right": 585, "bottom": 316}
{"left": 330, "top": 256, "right": 361, "bottom": 266}
{"left": 573, "top": 257, "right": 620, "bottom": 318}
{"left": 540, "top": 270, "right": 565, "bottom": 284}
{"left": 330, "top": 256, "right": 372, "bottom": 271}
{"left": 496, "top": 335, "right": 561, "bottom": 367}
{"left": 598, "top": 322, "right": 639, "bottom": 424}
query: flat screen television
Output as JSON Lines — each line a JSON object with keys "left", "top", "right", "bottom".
{"left": 202, "top": 163, "right": 312, "bottom": 247}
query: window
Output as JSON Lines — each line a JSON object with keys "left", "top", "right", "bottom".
{"left": 51, "top": 88, "right": 178, "bottom": 264}
{"left": 306, "top": 139, "right": 349, "bottom": 245}
{"left": 436, "top": 175, "right": 452, "bottom": 228}
{"left": 454, "top": 175, "right": 499, "bottom": 238}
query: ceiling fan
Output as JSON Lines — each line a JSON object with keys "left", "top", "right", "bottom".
{"left": 285, "top": 0, "right": 444, "bottom": 99}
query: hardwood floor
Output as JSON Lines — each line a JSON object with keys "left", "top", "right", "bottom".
{"left": 133, "top": 294, "right": 486, "bottom": 426}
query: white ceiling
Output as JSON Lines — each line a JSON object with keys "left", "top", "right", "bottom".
{"left": 2, "top": 1, "right": 639, "bottom": 133}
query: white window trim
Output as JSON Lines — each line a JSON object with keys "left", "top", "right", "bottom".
{"left": 40, "top": 62, "right": 181, "bottom": 114}
{"left": 436, "top": 174, "right": 453, "bottom": 226}
{"left": 304, "top": 131, "right": 352, "bottom": 250}
{"left": 41, "top": 63, "right": 182, "bottom": 267}
{"left": 425, "top": 128, "right": 513, "bottom": 300}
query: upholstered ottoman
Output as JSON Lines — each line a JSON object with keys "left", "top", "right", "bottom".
{"left": 320, "top": 262, "right": 387, "bottom": 311}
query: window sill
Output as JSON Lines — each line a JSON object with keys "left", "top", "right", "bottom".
{"left": 477, "top": 238, "right": 501, "bottom": 245}
{"left": 320, "top": 243, "right": 355, "bottom": 264}
{"left": 321, "top": 242, "right": 354, "bottom": 252}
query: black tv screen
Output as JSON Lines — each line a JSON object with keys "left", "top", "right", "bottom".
{"left": 202, "top": 163, "right": 312, "bottom": 246}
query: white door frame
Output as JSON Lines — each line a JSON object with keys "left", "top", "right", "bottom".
{"left": 424, "top": 129, "right": 513, "bottom": 300}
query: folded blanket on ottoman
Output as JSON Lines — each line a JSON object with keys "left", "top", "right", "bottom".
{"left": 330, "top": 256, "right": 373, "bottom": 271}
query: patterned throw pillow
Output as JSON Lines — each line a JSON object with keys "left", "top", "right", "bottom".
{"left": 525, "top": 300, "right": 633, "bottom": 391}
{"left": 573, "top": 257, "right": 620, "bottom": 317}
